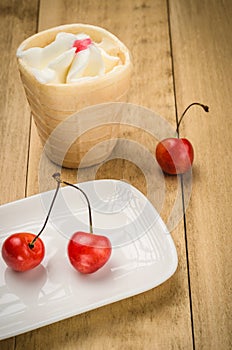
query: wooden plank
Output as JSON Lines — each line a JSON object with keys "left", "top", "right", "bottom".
{"left": 0, "top": 0, "right": 39, "bottom": 348}
{"left": 169, "top": 1, "right": 232, "bottom": 349}
{"left": 19, "top": 0, "right": 193, "bottom": 349}
{"left": 0, "top": 0, "right": 38, "bottom": 204}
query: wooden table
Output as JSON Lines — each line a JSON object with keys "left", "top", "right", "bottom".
{"left": 0, "top": 1, "right": 231, "bottom": 349}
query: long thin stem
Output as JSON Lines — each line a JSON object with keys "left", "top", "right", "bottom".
{"left": 176, "top": 102, "right": 209, "bottom": 137}
{"left": 29, "top": 173, "right": 61, "bottom": 248}
{"left": 53, "top": 173, "right": 93, "bottom": 234}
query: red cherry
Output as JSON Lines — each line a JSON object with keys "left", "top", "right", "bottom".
{"left": 73, "top": 38, "right": 92, "bottom": 53}
{"left": 68, "top": 232, "right": 112, "bottom": 274}
{"left": 155, "top": 103, "right": 209, "bottom": 175}
{"left": 53, "top": 175, "right": 112, "bottom": 274}
{"left": 1, "top": 173, "right": 61, "bottom": 272}
{"left": 156, "top": 138, "right": 194, "bottom": 175}
{"left": 2, "top": 233, "right": 45, "bottom": 272}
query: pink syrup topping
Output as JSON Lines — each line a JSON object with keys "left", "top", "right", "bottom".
{"left": 72, "top": 38, "right": 92, "bottom": 53}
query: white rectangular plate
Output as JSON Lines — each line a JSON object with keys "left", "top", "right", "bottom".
{"left": 0, "top": 180, "right": 177, "bottom": 339}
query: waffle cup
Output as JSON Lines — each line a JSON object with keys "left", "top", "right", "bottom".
{"left": 17, "top": 24, "right": 132, "bottom": 168}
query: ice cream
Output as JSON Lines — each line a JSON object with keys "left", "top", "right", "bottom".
{"left": 16, "top": 24, "right": 132, "bottom": 168}
{"left": 17, "top": 32, "right": 123, "bottom": 84}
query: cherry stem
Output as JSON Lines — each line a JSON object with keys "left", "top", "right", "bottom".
{"left": 29, "top": 173, "right": 61, "bottom": 249}
{"left": 176, "top": 102, "right": 209, "bottom": 137}
{"left": 53, "top": 173, "right": 93, "bottom": 234}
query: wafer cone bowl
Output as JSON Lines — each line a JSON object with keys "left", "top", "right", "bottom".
{"left": 17, "top": 24, "right": 132, "bottom": 168}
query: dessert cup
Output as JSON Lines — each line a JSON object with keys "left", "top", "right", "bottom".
{"left": 17, "top": 24, "right": 132, "bottom": 168}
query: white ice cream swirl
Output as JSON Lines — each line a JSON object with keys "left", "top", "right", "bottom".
{"left": 17, "top": 32, "right": 122, "bottom": 84}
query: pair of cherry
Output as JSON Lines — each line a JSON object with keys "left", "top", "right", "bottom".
{"left": 1, "top": 174, "right": 111, "bottom": 275}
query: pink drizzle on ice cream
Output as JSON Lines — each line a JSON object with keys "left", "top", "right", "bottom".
{"left": 73, "top": 38, "right": 92, "bottom": 53}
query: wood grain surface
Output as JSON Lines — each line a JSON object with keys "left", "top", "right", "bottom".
{"left": 169, "top": 1, "right": 232, "bottom": 349}
{"left": 0, "top": 0, "right": 231, "bottom": 349}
